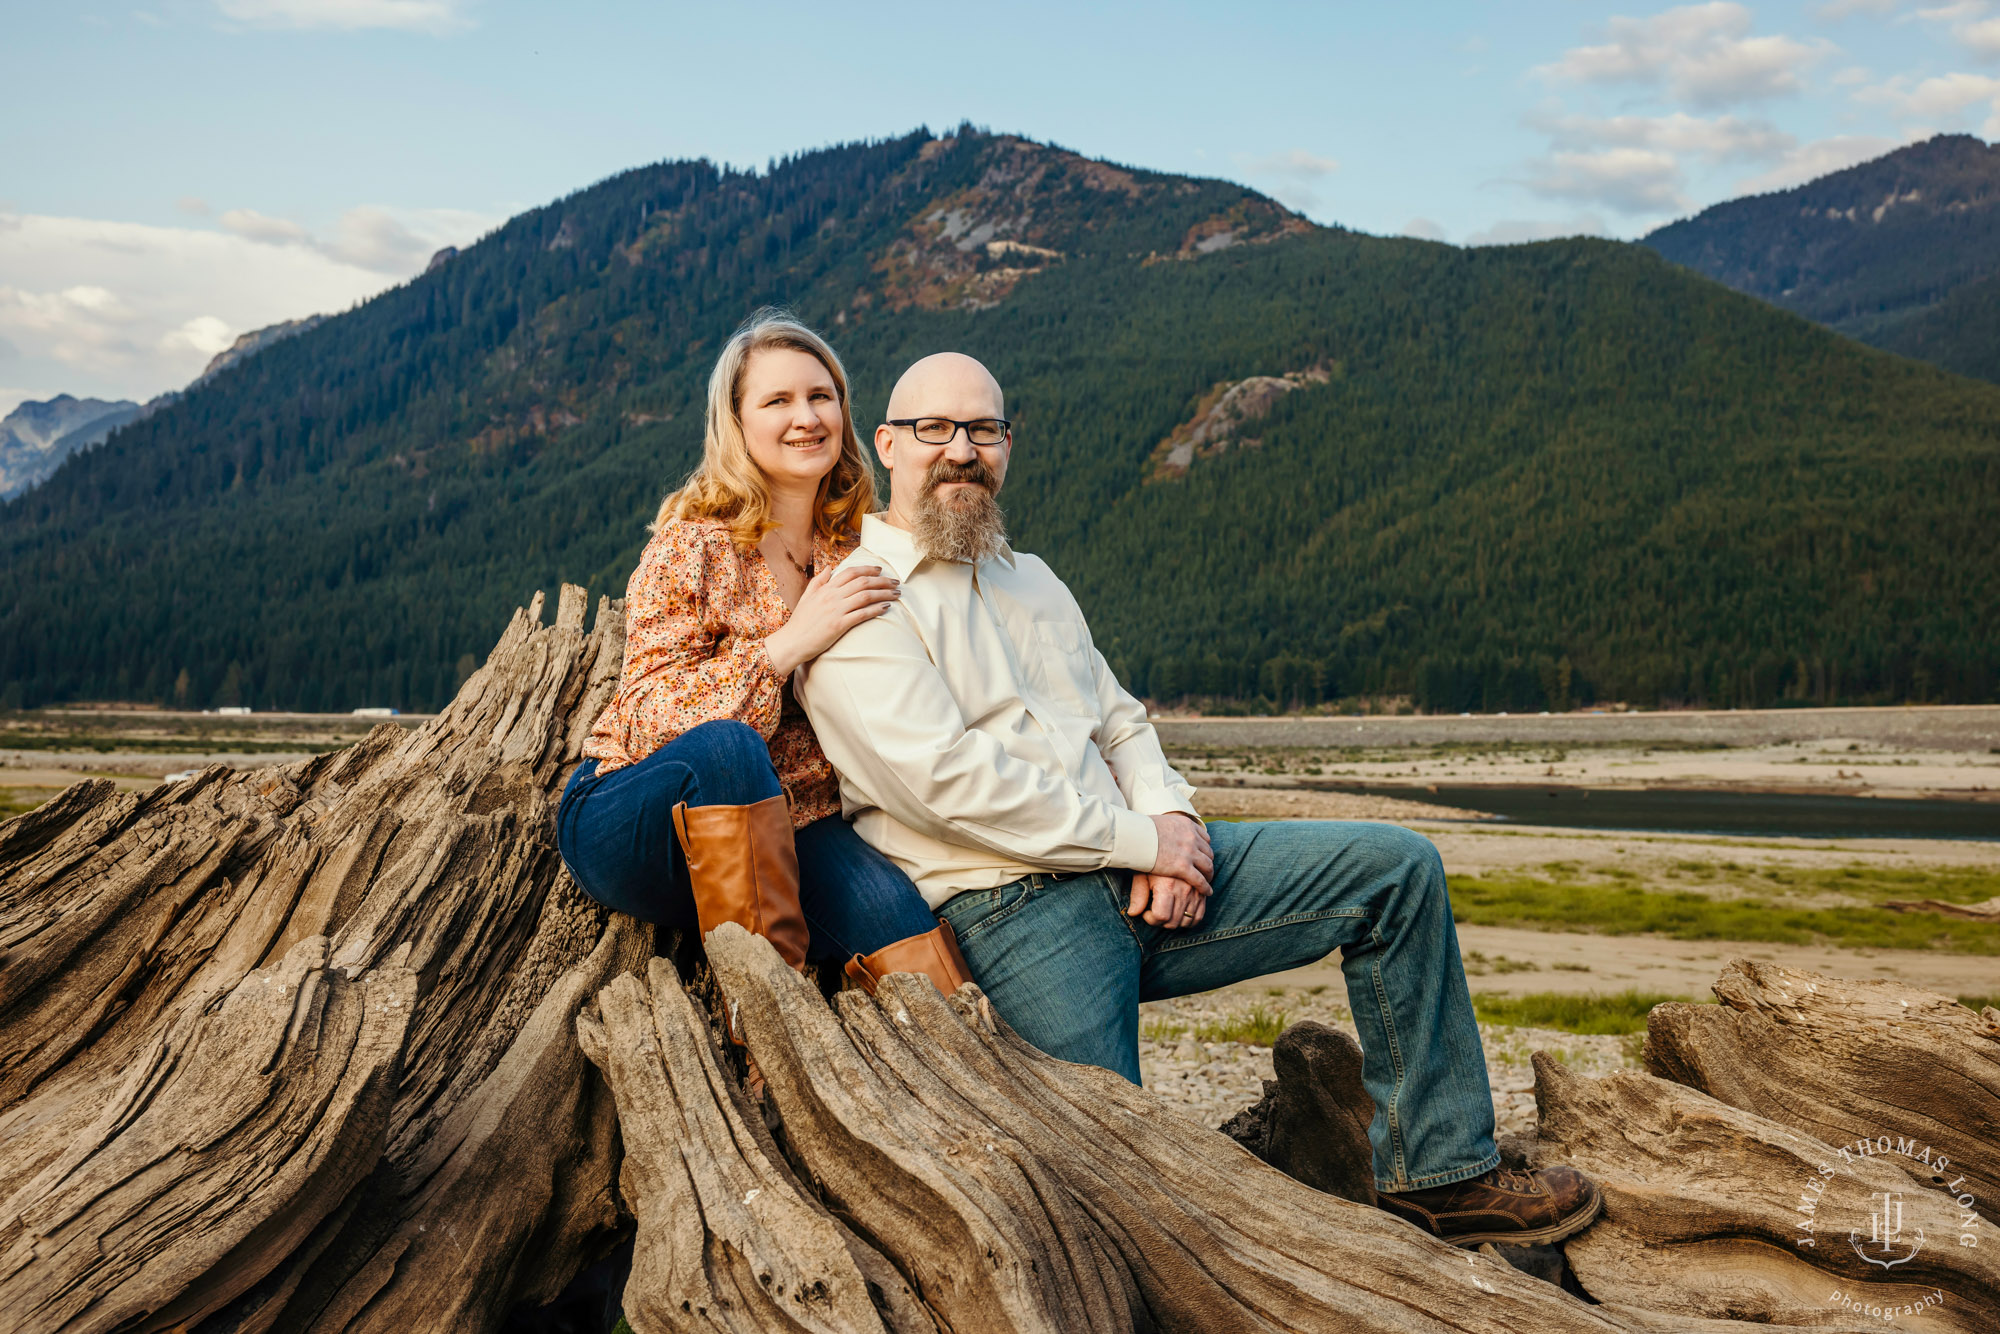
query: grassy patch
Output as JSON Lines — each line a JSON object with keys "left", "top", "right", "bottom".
{"left": 1464, "top": 949, "right": 1540, "bottom": 975}
{"left": 1961, "top": 995, "right": 1998, "bottom": 1013}
{"left": 1651, "top": 859, "right": 2000, "bottom": 907}
{"left": 1451, "top": 874, "right": 2000, "bottom": 954}
{"left": 1140, "top": 1018, "right": 1187, "bottom": 1043}
{"left": 1472, "top": 990, "right": 1698, "bottom": 1035}
{"left": 1, "top": 794, "right": 42, "bottom": 821}
{"left": 1194, "top": 1005, "right": 1288, "bottom": 1046}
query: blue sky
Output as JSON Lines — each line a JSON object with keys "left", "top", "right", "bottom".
{"left": 3, "top": 0, "right": 1992, "bottom": 410}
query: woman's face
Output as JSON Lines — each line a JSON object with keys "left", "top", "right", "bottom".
{"left": 738, "top": 346, "right": 843, "bottom": 496}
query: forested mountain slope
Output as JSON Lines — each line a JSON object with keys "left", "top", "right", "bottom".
{"left": 3, "top": 129, "right": 1994, "bottom": 713}
{"left": 1644, "top": 134, "right": 2000, "bottom": 381}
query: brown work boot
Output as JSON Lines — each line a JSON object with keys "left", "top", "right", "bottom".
{"left": 672, "top": 794, "right": 810, "bottom": 1045}
{"left": 845, "top": 921, "right": 974, "bottom": 997}
{"left": 1376, "top": 1165, "right": 1601, "bottom": 1248}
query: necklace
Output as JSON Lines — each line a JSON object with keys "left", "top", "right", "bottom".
{"left": 775, "top": 536, "right": 813, "bottom": 579}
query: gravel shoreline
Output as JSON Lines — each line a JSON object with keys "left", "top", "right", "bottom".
{"left": 1137, "top": 989, "right": 1636, "bottom": 1138}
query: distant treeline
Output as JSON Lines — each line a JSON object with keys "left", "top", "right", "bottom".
{"left": 2, "top": 130, "right": 1995, "bottom": 714}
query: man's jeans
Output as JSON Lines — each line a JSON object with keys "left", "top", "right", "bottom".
{"left": 557, "top": 719, "right": 940, "bottom": 964}
{"left": 934, "top": 819, "right": 1499, "bottom": 1193}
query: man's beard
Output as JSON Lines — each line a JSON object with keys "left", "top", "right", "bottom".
{"left": 909, "top": 458, "right": 1008, "bottom": 564}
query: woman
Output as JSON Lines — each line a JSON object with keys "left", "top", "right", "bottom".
{"left": 559, "top": 311, "right": 970, "bottom": 1008}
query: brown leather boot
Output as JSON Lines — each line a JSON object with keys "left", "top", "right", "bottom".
{"left": 671, "top": 795, "right": 809, "bottom": 1043}
{"left": 1375, "top": 1165, "right": 1601, "bottom": 1248}
{"left": 844, "top": 921, "right": 973, "bottom": 997}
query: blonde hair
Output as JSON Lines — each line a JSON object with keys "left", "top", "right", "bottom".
{"left": 651, "top": 309, "right": 874, "bottom": 548}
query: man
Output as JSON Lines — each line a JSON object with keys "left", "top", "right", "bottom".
{"left": 795, "top": 352, "right": 1599, "bottom": 1248}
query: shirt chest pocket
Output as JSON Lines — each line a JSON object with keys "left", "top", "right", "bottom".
{"left": 1026, "top": 619, "right": 1098, "bottom": 718}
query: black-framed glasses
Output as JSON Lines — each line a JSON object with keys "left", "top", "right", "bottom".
{"left": 887, "top": 417, "right": 1011, "bottom": 446}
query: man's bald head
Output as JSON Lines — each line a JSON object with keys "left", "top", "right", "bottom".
{"left": 875, "top": 351, "right": 1012, "bottom": 553}
{"left": 884, "top": 352, "right": 1004, "bottom": 422}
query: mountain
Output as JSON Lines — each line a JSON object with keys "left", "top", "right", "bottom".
{"left": 2, "top": 128, "right": 1995, "bottom": 715}
{"left": 0, "top": 395, "right": 142, "bottom": 500}
{"left": 188, "top": 314, "right": 328, "bottom": 390}
{"left": 1643, "top": 134, "right": 2000, "bottom": 380}
{"left": 1, "top": 315, "right": 329, "bottom": 503}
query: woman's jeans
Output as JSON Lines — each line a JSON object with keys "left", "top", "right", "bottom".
{"left": 934, "top": 819, "right": 1499, "bottom": 1194}
{"left": 557, "top": 719, "right": 939, "bottom": 964}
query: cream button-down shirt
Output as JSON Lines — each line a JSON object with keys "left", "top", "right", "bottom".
{"left": 796, "top": 513, "right": 1199, "bottom": 909}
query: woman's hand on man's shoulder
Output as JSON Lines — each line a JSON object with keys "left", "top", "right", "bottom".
{"left": 761, "top": 562, "right": 901, "bottom": 678}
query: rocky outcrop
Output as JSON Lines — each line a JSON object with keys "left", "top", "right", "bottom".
{"left": 190, "top": 315, "right": 328, "bottom": 389}
{"left": 1148, "top": 363, "right": 1333, "bottom": 478}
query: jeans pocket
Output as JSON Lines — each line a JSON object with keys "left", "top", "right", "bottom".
{"left": 939, "top": 880, "right": 1034, "bottom": 949}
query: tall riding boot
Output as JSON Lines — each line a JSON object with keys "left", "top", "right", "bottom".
{"left": 671, "top": 794, "right": 809, "bottom": 1043}
{"left": 844, "top": 921, "right": 974, "bottom": 998}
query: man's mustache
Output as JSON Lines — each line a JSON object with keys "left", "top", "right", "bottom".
{"left": 923, "top": 459, "right": 997, "bottom": 494}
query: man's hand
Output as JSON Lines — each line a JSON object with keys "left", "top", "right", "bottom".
{"left": 1148, "top": 812, "right": 1212, "bottom": 894}
{"left": 1128, "top": 872, "right": 1209, "bottom": 928}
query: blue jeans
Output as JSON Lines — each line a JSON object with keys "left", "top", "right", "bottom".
{"left": 557, "top": 719, "right": 939, "bottom": 963}
{"left": 935, "top": 820, "right": 1498, "bottom": 1193}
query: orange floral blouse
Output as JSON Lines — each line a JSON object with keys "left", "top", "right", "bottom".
{"left": 583, "top": 518, "right": 858, "bottom": 829}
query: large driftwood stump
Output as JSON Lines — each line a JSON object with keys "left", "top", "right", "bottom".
{"left": 0, "top": 586, "right": 649, "bottom": 1333}
{"left": 4, "top": 593, "right": 1994, "bottom": 1333}
{"left": 1644, "top": 961, "right": 2000, "bottom": 1211}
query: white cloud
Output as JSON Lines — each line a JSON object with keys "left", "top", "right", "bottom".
{"left": 0, "top": 207, "right": 492, "bottom": 403}
{"left": 1400, "top": 217, "right": 1450, "bottom": 241}
{"left": 1236, "top": 149, "right": 1341, "bottom": 215}
{"left": 1530, "top": 108, "right": 1795, "bottom": 161}
{"left": 1858, "top": 68, "right": 2000, "bottom": 130}
{"left": 159, "top": 315, "right": 236, "bottom": 356}
{"left": 1961, "top": 17, "right": 2000, "bottom": 56}
{"left": 1816, "top": 0, "right": 1900, "bottom": 17}
{"left": 1518, "top": 147, "right": 1690, "bottom": 213}
{"left": 219, "top": 207, "right": 313, "bottom": 244}
{"left": 1538, "top": 3, "right": 1830, "bottom": 108}
{"left": 216, "top": 202, "right": 491, "bottom": 272}
{"left": 213, "top": 0, "right": 471, "bottom": 32}
{"left": 322, "top": 205, "right": 434, "bottom": 270}
{"left": 1731, "top": 133, "right": 1904, "bottom": 192}
{"left": 1512, "top": 108, "right": 1797, "bottom": 214}
{"left": 1465, "top": 215, "right": 1610, "bottom": 246}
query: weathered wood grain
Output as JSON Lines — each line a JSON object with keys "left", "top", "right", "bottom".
{"left": 1530, "top": 1052, "right": 1996, "bottom": 1333}
{"left": 707, "top": 921, "right": 1720, "bottom": 1334}
{"left": 579, "top": 956, "right": 935, "bottom": 1334}
{"left": 0, "top": 587, "right": 640, "bottom": 1332}
{"left": 0, "top": 936, "right": 413, "bottom": 1334}
{"left": 1644, "top": 960, "right": 2000, "bottom": 1212}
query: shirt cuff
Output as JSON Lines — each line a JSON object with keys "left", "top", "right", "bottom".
{"left": 1109, "top": 807, "right": 1159, "bottom": 872}
{"left": 1125, "top": 769, "right": 1200, "bottom": 821}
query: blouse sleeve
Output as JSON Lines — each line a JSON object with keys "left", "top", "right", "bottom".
{"left": 609, "top": 524, "right": 785, "bottom": 762}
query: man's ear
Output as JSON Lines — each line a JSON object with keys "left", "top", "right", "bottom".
{"left": 872, "top": 423, "right": 895, "bottom": 470}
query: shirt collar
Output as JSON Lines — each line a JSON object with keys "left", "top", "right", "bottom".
{"left": 859, "top": 512, "right": 1015, "bottom": 579}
